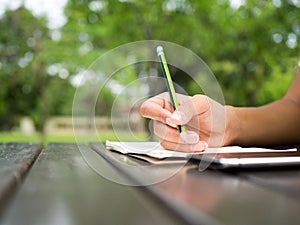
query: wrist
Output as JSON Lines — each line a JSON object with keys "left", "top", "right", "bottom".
{"left": 223, "top": 105, "right": 240, "bottom": 146}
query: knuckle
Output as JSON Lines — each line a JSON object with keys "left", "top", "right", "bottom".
{"left": 139, "top": 102, "right": 147, "bottom": 116}
{"left": 192, "top": 94, "right": 210, "bottom": 110}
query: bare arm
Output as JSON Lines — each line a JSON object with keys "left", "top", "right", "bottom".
{"left": 226, "top": 70, "right": 300, "bottom": 146}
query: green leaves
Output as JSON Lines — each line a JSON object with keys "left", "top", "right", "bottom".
{"left": 0, "top": 0, "right": 299, "bottom": 131}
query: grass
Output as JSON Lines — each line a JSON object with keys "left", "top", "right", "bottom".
{"left": 0, "top": 131, "right": 150, "bottom": 146}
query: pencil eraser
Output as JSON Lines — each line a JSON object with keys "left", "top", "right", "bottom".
{"left": 157, "top": 46, "right": 164, "bottom": 55}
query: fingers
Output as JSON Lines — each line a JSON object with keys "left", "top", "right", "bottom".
{"left": 140, "top": 92, "right": 193, "bottom": 124}
{"left": 140, "top": 93, "right": 212, "bottom": 152}
{"left": 168, "top": 94, "right": 211, "bottom": 125}
{"left": 154, "top": 121, "right": 199, "bottom": 144}
{"left": 140, "top": 93, "right": 174, "bottom": 123}
{"left": 153, "top": 121, "right": 207, "bottom": 153}
{"left": 140, "top": 94, "right": 211, "bottom": 126}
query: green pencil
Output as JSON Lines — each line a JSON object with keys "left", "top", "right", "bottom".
{"left": 157, "top": 46, "right": 186, "bottom": 133}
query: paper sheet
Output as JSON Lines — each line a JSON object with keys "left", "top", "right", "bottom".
{"left": 105, "top": 141, "right": 297, "bottom": 161}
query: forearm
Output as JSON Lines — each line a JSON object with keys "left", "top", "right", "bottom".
{"left": 225, "top": 99, "right": 300, "bottom": 146}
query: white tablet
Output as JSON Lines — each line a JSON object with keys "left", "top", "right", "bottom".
{"left": 191, "top": 151, "right": 300, "bottom": 169}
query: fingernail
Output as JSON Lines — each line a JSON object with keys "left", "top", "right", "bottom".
{"left": 166, "top": 118, "right": 177, "bottom": 128}
{"left": 180, "top": 131, "right": 199, "bottom": 144}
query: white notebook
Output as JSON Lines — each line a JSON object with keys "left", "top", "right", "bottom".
{"left": 105, "top": 141, "right": 297, "bottom": 164}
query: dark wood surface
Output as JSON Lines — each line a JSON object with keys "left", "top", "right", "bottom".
{"left": 1, "top": 142, "right": 300, "bottom": 225}
{"left": 0, "top": 143, "right": 186, "bottom": 225}
{"left": 0, "top": 142, "right": 42, "bottom": 212}
{"left": 91, "top": 143, "right": 300, "bottom": 225}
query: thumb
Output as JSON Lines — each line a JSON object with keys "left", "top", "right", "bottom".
{"left": 167, "top": 95, "right": 210, "bottom": 125}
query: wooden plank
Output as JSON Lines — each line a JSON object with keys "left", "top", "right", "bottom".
{"left": 91, "top": 143, "right": 226, "bottom": 225}
{"left": 0, "top": 142, "right": 42, "bottom": 213}
{"left": 234, "top": 169, "right": 300, "bottom": 199}
{"left": 154, "top": 167, "right": 300, "bottom": 225}
{"left": 227, "top": 148, "right": 300, "bottom": 199}
{"left": 1, "top": 143, "right": 186, "bottom": 225}
{"left": 91, "top": 142, "right": 300, "bottom": 225}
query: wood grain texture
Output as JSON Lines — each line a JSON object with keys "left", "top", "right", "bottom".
{"left": 1, "top": 143, "right": 184, "bottom": 225}
{"left": 0, "top": 142, "right": 42, "bottom": 213}
{"left": 91, "top": 142, "right": 300, "bottom": 225}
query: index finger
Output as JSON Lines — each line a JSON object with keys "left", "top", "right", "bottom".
{"left": 140, "top": 93, "right": 174, "bottom": 123}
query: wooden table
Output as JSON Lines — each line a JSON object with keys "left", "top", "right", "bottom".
{"left": 0, "top": 142, "right": 299, "bottom": 225}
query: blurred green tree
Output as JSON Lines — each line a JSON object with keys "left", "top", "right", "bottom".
{"left": 200, "top": 0, "right": 300, "bottom": 105}
{"left": 0, "top": 7, "right": 48, "bottom": 130}
{"left": 0, "top": 0, "right": 299, "bottom": 132}
{"left": 0, "top": 7, "right": 75, "bottom": 132}
{"left": 60, "top": 0, "right": 300, "bottom": 109}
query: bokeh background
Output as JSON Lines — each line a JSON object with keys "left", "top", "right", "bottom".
{"left": 0, "top": 0, "right": 299, "bottom": 143}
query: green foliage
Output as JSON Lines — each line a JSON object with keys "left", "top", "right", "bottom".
{"left": 46, "top": 76, "right": 76, "bottom": 115}
{"left": 0, "top": 0, "right": 299, "bottom": 132}
{"left": 0, "top": 7, "right": 75, "bottom": 131}
{"left": 257, "top": 64, "right": 296, "bottom": 105}
{"left": 61, "top": 0, "right": 299, "bottom": 107}
{"left": 0, "top": 131, "right": 148, "bottom": 144}
{"left": 0, "top": 7, "right": 48, "bottom": 129}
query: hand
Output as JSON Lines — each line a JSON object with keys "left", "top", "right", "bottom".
{"left": 140, "top": 92, "right": 227, "bottom": 152}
